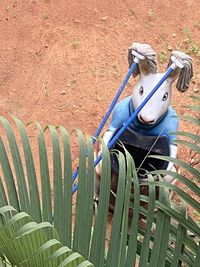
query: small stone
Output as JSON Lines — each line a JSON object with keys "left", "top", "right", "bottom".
{"left": 67, "top": 83, "right": 71, "bottom": 87}
{"left": 101, "top": 16, "right": 108, "bottom": 21}
{"left": 72, "top": 105, "right": 79, "bottom": 112}
{"left": 193, "top": 87, "right": 199, "bottom": 93}
{"left": 43, "top": 15, "right": 48, "bottom": 20}
{"left": 168, "top": 46, "right": 173, "bottom": 51}
{"left": 60, "top": 90, "right": 66, "bottom": 95}
{"left": 172, "top": 33, "right": 176, "bottom": 37}
{"left": 45, "top": 44, "right": 48, "bottom": 48}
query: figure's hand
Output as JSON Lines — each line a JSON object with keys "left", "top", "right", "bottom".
{"left": 128, "top": 42, "right": 157, "bottom": 76}
{"left": 102, "top": 130, "right": 115, "bottom": 146}
{"left": 166, "top": 51, "right": 193, "bottom": 92}
{"left": 167, "top": 144, "right": 178, "bottom": 171}
{"left": 94, "top": 130, "right": 114, "bottom": 177}
{"left": 162, "top": 144, "right": 178, "bottom": 184}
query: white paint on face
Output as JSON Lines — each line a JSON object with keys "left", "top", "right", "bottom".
{"left": 132, "top": 73, "right": 172, "bottom": 124}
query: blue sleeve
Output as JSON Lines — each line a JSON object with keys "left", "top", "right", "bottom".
{"left": 147, "top": 107, "right": 179, "bottom": 144}
{"left": 164, "top": 107, "right": 179, "bottom": 144}
{"left": 108, "top": 96, "right": 132, "bottom": 132}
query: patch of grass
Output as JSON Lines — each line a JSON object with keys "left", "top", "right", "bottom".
{"left": 145, "top": 8, "right": 155, "bottom": 28}
{"left": 71, "top": 79, "right": 77, "bottom": 85}
{"left": 194, "top": 20, "right": 200, "bottom": 30}
{"left": 179, "top": 27, "right": 200, "bottom": 58}
{"left": 187, "top": 43, "right": 200, "bottom": 57}
{"left": 158, "top": 51, "right": 168, "bottom": 63}
{"left": 71, "top": 38, "right": 80, "bottom": 49}
{"left": 128, "top": 9, "right": 136, "bottom": 17}
{"left": 91, "top": 65, "right": 110, "bottom": 80}
{"left": 111, "top": 64, "right": 120, "bottom": 79}
{"left": 158, "top": 41, "right": 169, "bottom": 63}
{"left": 147, "top": 8, "right": 154, "bottom": 20}
{"left": 43, "top": 14, "right": 48, "bottom": 20}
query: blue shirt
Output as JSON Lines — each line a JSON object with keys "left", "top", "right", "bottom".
{"left": 108, "top": 96, "right": 179, "bottom": 144}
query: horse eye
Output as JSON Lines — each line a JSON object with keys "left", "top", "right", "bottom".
{"left": 139, "top": 86, "right": 144, "bottom": 95}
{"left": 162, "top": 92, "right": 168, "bottom": 101}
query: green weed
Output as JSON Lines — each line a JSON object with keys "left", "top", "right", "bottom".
{"left": 179, "top": 27, "right": 200, "bottom": 58}
{"left": 71, "top": 38, "right": 80, "bottom": 49}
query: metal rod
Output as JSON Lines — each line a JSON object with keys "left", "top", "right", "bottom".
{"left": 93, "top": 62, "right": 137, "bottom": 138}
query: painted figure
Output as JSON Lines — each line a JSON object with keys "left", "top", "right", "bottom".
{"left": 95, "top": 43, "right": 193, "bottom": 207}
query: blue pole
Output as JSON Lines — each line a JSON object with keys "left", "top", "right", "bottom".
{"left": 72, "top": 65, "right": 174, "bottom": 193}
{"left": 93, "top": 62, "right": 137, "bottom": 138}
{"left": 72, "top": 62, "right": 137, "bottom": 183}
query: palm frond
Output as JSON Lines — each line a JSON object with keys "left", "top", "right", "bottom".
{"left": 0, "top": 206, "right": 94, "bottom": 266}
{"left": 0, "top": 95, "right": 199, "bottom": 266}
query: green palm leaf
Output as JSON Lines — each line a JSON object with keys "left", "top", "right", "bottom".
{"left": 150, "top": 155, "right": 200, "bottom": 180}
{"left": 138, "top": 179, "right": 156, "bottom": 267}
{"left": 37, "top": 123, "right": 53, "bottom": 224}
{"left": 0, "top": 117, "right": 29, "bottom": 212}
{"left": 0, "top": 206, "right": 94, "bottom": 266}
{"left": 125, "top": 151, "right": 140, "bottom": 267}
{"left": 170, "top": 130, "right": 200, "bottom": 143}
{"left": 183, "top": 105, "right": 200, "bottom": 113}
{"left": 89, "top": 140, "right": 111, "bottom": 267}
{"left": 73, "top": 130, "right": 94, "bottom": 259}
{"left": 106, "top": 151, "right": 126, "bottom": 266}
{"left": 0, "top": 95, "right": 199, "bottom": 266}
{"left": 178, "top": 115, "right": 200, "bottom": 127}
{"left": 60, "top": 126, "right": 72, "bottom": 247}
{"left": 13, "top": 116, "right": 41, "bottom": 222}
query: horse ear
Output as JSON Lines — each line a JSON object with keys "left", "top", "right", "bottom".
{"left": 166, "top": 51, "right": 193, "bottom": 92}
{"left": 128, "top": 42, "right": 157, "bottom": 77}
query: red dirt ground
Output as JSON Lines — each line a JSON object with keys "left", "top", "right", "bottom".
{"left": 1, "top": 0, "right": 200, "bottom": 132}
{"left": 0, "top": 0, "right": 199, "bottom": 219}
